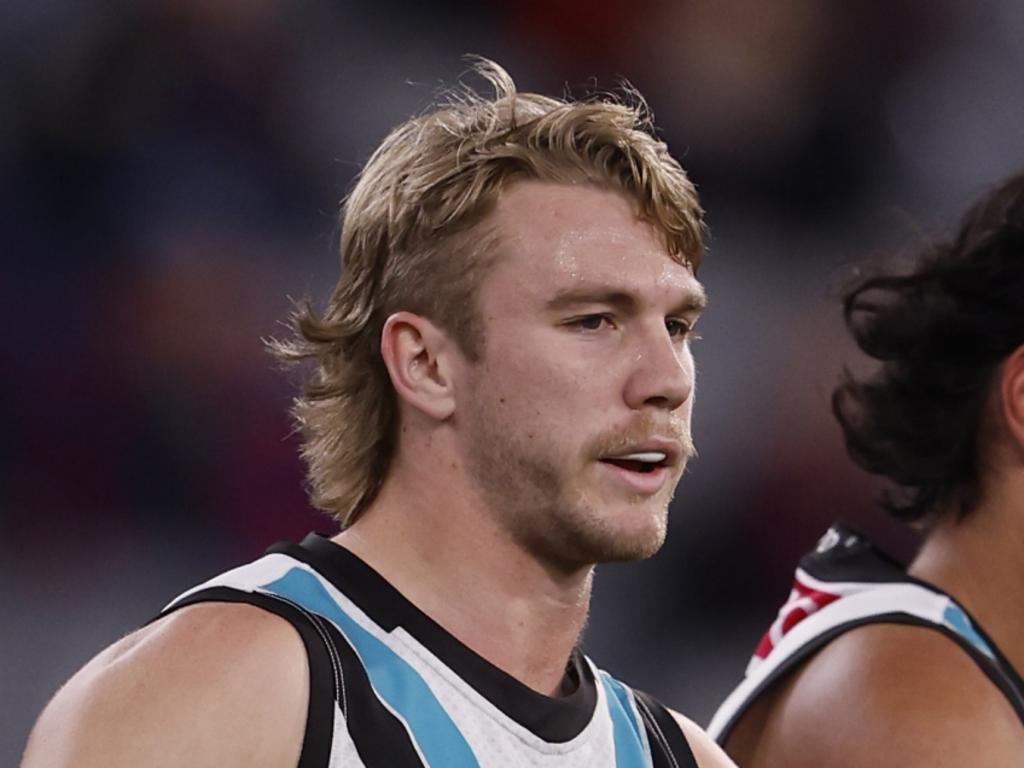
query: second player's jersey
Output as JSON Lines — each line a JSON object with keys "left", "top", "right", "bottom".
{"left": 708, "top": 523, "right": 1024, "bottom": 743}
{"left": 161, "top": 533, "right": 697, "bottom": 768}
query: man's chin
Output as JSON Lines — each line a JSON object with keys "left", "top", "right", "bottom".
{"left": 581, "top": 508, "right": 669, "bottom": 563}
{"left": 603, "top": 525, "right": 668, "bottom": 562}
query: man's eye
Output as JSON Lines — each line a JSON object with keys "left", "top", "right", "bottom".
{"left": 573, "top": 314, "right": 612, "bottom": 331}
{"left": 665, "top": 318, "right": 694, "bottom": 339}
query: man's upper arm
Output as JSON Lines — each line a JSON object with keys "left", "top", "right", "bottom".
{"left": 669, "top": 711, "right": 738, "bottom": 768}
{"left": 733, "top": 623, "right": 1024, "bottom": 768}
{"left": 22, "top": 602, "right": 310, "bottom": 768}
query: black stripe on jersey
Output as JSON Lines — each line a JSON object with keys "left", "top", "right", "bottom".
{"left": 269, "top": 534, "right": 598, "bottom": 743}
{"left": 315, "top": 617, "right": 428, "bottom": 767}
{"left": 162, "top": 586, "right": 430, "bottom": 768}
{"left": 714, "top": 613, "right": 1024, "bottom": 744}
{"left": 632, "top": 690, "right": 698, "bottom": 768}
{"left": 159, "top": 586, "right": 335, "bottom": 768}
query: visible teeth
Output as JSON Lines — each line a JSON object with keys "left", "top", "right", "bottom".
{"left": 615, "top": 451, "right": 666, "bottom": 463}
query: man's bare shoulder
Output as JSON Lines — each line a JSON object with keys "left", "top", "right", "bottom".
{"left": 733, "top": 622, "right": 1024, "bottom": 768}
{"left": 22, "top": 602, "right": 310, "bottom": 768}
{"left": 669, "top": 711, "right": 738, "bottom": 768}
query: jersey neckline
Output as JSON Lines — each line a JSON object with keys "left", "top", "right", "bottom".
{"left": 267, "top": 532, "right": 599, "bottom": 744}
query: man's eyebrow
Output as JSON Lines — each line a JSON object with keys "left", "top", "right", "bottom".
{"left": 678, "top": 284, "right": 708, "bottom": 313}
{"left": 545, "top": 286, "right": 707, "bottom": 314}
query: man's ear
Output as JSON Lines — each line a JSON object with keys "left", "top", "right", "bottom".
{"left": 380, "top": 311, "right": 459, "bottom": 421}
{"left": 1000, "top": 344, "right": 1024, "bottom": 455}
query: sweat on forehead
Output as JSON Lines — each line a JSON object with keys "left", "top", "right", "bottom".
{"left": 490, "top": 181, "right": 698, "bottom": 276}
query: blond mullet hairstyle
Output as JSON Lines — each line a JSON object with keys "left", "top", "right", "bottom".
{"left": 270, "top": 58, "right": 705, "bottom": 527}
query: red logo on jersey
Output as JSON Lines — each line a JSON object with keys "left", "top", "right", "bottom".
{"left": 754, "top": 574, "right": 841, "bottom": 660}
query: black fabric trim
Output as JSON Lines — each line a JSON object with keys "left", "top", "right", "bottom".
{"left": 970, "top": 615, "right": 1024, "bottom": 706}
{"left": 315, "top": 619, "right": 426, "bottom": 767}
{"left": 267, "top": 533, "right": 598, "bottom": 743}
{"left": 633, "top": 690, "right": 698, "bottom": 768}
{"left": 799, "top": 522, "right": 912, "bottom": 584}
{"left": 159, "top": 586, "right": 335, "bottom": 768}
{"left": 716, "top": 613, "right": 1024, "bottom": 745}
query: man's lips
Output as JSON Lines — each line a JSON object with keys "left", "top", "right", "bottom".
{"left": 599, "top": 439, "right": 683, "bottom": 471}
{"left": 596, "top": 439, "right": 683, "bottom": 494}
{"left": 597, "top": 459, "right": 672, "bottom": 495}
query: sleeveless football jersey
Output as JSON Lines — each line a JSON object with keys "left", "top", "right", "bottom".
{"left": 708, "top": 523, "right": 1024, "bottom": 743}
{"left": 160, "top": 533, "right": 698, "bottom": 768}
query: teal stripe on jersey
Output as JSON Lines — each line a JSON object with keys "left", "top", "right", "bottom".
{"left": 260, "top": 567, "right": 479, "bottom": 768}
{"left": 943, "top": 603, "right": 995, "bottom": 659}
{"left": 599, "top": 673, "right": 649, "bottom": 768}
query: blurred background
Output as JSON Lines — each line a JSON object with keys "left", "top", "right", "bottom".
{"left": 4, "top": 0, "right": 1024, "bottom": 761}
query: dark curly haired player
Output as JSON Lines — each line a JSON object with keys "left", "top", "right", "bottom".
{"left": 711, "top": 173, "right": 1024, "bottom": 766}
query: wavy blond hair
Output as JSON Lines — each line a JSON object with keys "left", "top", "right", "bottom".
{"left": 270, "top": 58, "right": 705, "bottom": 527}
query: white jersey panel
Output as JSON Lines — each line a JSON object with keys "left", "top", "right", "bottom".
{"left": 328, "top": 707, "right": 365, "bottom": 768}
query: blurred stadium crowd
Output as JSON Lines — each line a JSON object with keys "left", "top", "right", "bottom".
{"left": 3, "top": 0, "right": 1023, "bottom": 762}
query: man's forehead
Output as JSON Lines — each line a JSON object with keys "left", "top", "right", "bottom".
{"left": 483, "top": 180, "right": 704, "bottom": 308}
{"left": 495, "top": 182, "right": 644, "bottom": 243}
{"left": 495, "top": 185, "right": 689, "bottom": 255}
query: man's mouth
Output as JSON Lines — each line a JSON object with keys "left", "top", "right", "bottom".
{"left": 600, "top": 451, "right": 669, "bottom": 474}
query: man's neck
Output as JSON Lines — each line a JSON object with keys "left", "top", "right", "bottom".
{"left": 334, "top": 467, "right": 594, "bottom": 697}
{"left": 909, "top": 484, "right": 1024, "bottom": 677}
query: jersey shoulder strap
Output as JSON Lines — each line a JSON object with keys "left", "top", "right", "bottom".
{"left": 158, "top": 584, "right": 338, "bottom": 768}
{"left": 632, "top": 689, "right": 699, "bottom": 768}
{"left": 597, "top": 668, "right": 698, "bottom": 768}
{"left": 157, "top": 548, "right": 431, "bottom": 768}
{"left": 708, "top": 522, "right": 1024, "bottom": 743}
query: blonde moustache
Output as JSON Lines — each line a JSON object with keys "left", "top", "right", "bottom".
{"left": 588, "top": 412, "right": 695, "bottom": 461}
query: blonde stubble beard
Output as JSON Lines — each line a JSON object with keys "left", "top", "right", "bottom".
{"left": 460, "top": 405, "right": 694, "bottom": 570}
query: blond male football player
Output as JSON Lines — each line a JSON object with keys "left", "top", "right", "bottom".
{"left": 23, "top": 61, "right": 735, "bottom": 768}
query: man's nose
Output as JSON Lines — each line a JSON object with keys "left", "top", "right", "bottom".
{"left": 622, "top": 329, "right": 693, "bottom": 412}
